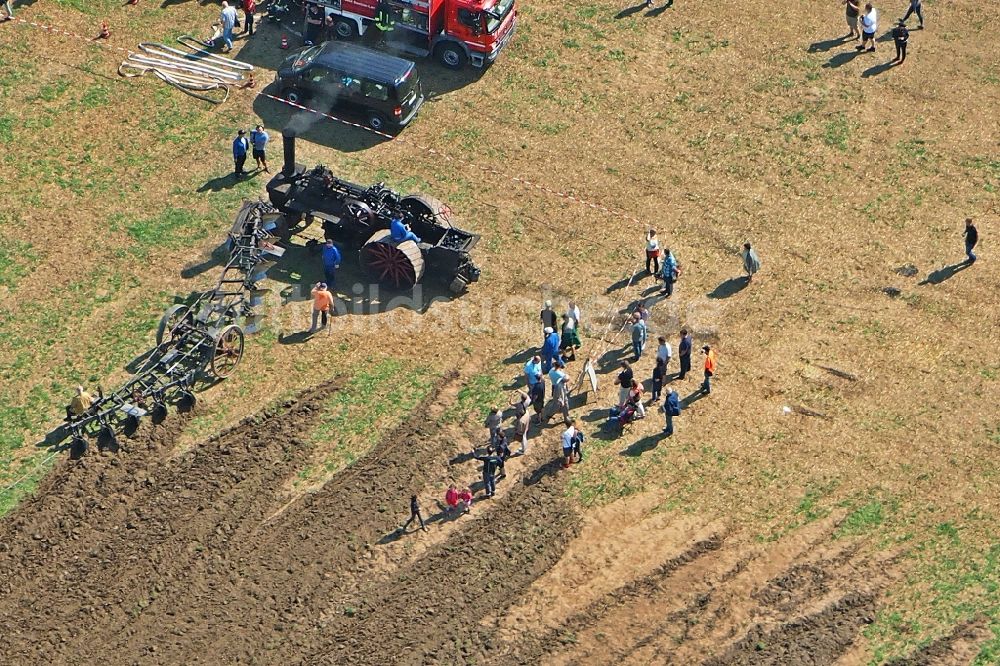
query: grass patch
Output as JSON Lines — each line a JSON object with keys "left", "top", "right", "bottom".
{"left": 302, "top": 359, "right": 436, "bottom": 482}
{"left": 438, "top": 373, "right": 504, "bottom": 425}
{"left": 0, "top": 237, "right": 39, "bottom": 289}
{"left": 836, "top": 499, "right": 887, "bottom": 537}
{"left": 822, "top": 112, "right": 851, "bottom": 151}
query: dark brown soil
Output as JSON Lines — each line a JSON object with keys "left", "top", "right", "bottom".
{"left": 703, "top": 592, "right": 876, "bottom": 666}
{"left": 886, "top": 618, "right": 991, "bottom": 666}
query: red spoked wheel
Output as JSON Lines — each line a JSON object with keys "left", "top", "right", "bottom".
{"left": 400, "top": 193, "right": 454, "bottom": 227}
{"left": 211, "top": 324, "right": 245, "bottom": 379}
{"left": 359, "top": 229, "right": 425, "bottom": 289}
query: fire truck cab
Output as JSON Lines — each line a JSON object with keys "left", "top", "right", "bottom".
{"left": 306, "top": 0, "right": 517, "bottom": 69}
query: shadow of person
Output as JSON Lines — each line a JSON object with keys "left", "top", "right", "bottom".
{"left": 621, "top": 433, "right": 663, "bottom": 457}
{"left": 681, "top": 390, "right": 707, "bottom": 408}
{"left": 523, "top": 456, "right": 564, "bottom": 486}
{"left": 861, "top": 59, "right": 897, "bottom": 78}
{"left": 707, "top": 276, "right": 748, "bottom": 299}
{"left": 645, "top": 0, "right": 672, "bottom": 17}
{"left": 502, "top": 348, "right": 536, "bottom": 366}
{"left": 606, "top": 273, "right": 639, "bottom": 293}
{"left": 808, "top": 35, "right": 852, "bottom": 52}
{"left": 823, "top": 49, "right": 864, "bottom": 69}
{"left": 615, "top": 1, "right": 648, "bottom": 19}
{"left": 918, "top": 261, "right": 971, "bottom": 285}
{"left": 278, "top": 330, "right": 317, "bottom": 345}
{"left": 197, "top": 173, "right": 245, "bottom": 192}
{"left": 377, "top": 529, "right": 405, "bottom": 545}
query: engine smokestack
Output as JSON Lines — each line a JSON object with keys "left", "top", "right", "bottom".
{"left": 282, "top": 129, "right": 296, "bottom": 177}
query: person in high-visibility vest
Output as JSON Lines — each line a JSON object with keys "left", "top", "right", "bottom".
{"left": 375, "top": 0, "right": 395, "bottom": 31}
{"left": 701, "top": 346, "right": 716, "bottom": 394}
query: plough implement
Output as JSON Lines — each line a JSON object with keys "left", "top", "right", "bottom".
{"left": 63, "top": 202, "right": 283, "bottom": 458}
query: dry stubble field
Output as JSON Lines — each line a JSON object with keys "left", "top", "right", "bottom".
{"left": 0, "top": 0, "right": 998, "bottom": 662}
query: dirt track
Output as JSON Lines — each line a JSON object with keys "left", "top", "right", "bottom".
{"left": 0, "top": 378, "right": 980, "bottom": 664}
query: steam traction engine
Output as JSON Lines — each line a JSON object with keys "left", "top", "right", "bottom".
{"left": 266, "top": 131, "right": 481, "bottom": 293}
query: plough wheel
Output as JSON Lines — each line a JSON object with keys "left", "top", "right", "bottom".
{"left": 211, "top": 324, "right": 244, "bottom": 379}
{"left": 359, "top": 229, "right": 425, "bottom": 289}
{"left": 156, "top": 304, "right": 192, "bottom": 346}
{"left": 400, "top": 194, "right": 453, "bottom": 227}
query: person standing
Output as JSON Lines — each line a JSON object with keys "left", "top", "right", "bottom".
{"left": 700, "top": 345, "right": 716, "bottom": 394}
{"left": 511, "top": 390, "right": 531, "bottom": 454}
{"left": 617, "top": 361, "right": 634, "bottom": 405}
{"left": 529, "top": 373, "right": 545, "bottom": 425}
{"left": 471, "top": 447, "right": 503, "bottom": 498}
{"left": 232, "top": 129, "right": 250, "bottom": 177}
{"left": 524, "top": 355, "right": 543, "bottom": 388}
{"left": 545, "top": 362, "right": 570, "bottom": 424}
{"left": 645, "top": 229, "right": 661, "bottom": 276}
{"left": 741, "top": 242, "right": 761, "bottom": 281}
{"left": 857, "top": 3, "right": 878, "bottom": 52}
{"left": 844, "top": 0, "right": 861, "bottom": 40}
{"left": 964, "top": 218, "right": 979, "bottom": 264}
{"left": 663, "top": 388, "right": 681, "bottom": 436}
{"left": 445, "top": 484, "right": 461, "bottom": 513}
{"left": 631, "top": 313, "right": 648, "bottom": 361}
{"left": 651, "top": 357, "right": 665, "bottom": 402}
{"left": 568, "top": 301, "right": 582, "bottom": 331}
{"left": 661, "top": 248, "right": 678, "bottom": 297}
{"left": 561, "top": 418, "right": 578, "bottom": 469}
{"left": 242, "top": 0, "right": 256, "bottom": 36}
{"left": 656, "top": 336, "right": 672, "bottom": 370}
{"left": 900, "top": 0, "right": 923, "bottom": 29}
{"left": 1, "top": 0, "right": 13, "bottom": 21}
{"left": 540, "top": 300, "right": 557, "bottom": 332}
{"left": 69, "top": 386, "right": 95, "bottom": 417}
{"left": 304, "top": 0, "right": 325, "bottom": 45}
{"left": 484, "top": 406, "right": 502, "bottom": 444}
{"left": 677, "top": 329, "right": 693, "bottom": 380}
{"left": 220, "top": 1, "right": 238, "bottom": 52}
{"left": 541, "top": 326, "right": 560, "bottom": 373}
{"left": 249, "top": 124, "right": 269, "bottom": 173}
{"left": 321, "top": 238, "right": 341, "bottom": 289}
{"left": 892, "top": 20, "right": 909, "bottom": 63}
{"left": 401, "top": 495, "right": 427, "bottom": 532}
{"left": 560, "top": 313, "right": 581, "bottom": 361}
{"left": 310, "top": 282, "right": 334, "bottom": 332}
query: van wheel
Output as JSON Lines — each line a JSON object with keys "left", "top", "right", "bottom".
{"left": 284, "top": 88, "right": 305, "bottom": 105}
{"left": 436, "top": 43, "right": 467, "bottom": 70}
{"left": 334, "top": 19, "right": 357, "bottom": 39}
{"left": 367, "top": 112, "right": 388, "bottom": 132}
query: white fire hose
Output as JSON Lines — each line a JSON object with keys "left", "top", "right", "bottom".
{"left": 119, "top": 36, "right": 255, "bottom": 104}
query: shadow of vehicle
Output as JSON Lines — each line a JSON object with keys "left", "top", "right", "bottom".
{"left": 239, "top": 23, "right": 483, "bottom": 151}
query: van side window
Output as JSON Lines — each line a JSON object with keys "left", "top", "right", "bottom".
{"left": 308, "top": 66, "right": 329, "bottom": 84}
{"left": 362, "top": 80, "right": 389, "bottom": 101}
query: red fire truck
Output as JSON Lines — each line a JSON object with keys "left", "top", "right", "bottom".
{"left": 303, "top": 0, "right": 517, "bottom": 70}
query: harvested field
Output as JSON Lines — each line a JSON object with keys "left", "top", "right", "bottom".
{"left": 1, "top": 0, "right": 999, "bottom": 662}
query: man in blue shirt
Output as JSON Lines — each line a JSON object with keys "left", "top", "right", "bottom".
{"left": 663, "top": 388, "right": 681, "bottom": 436}
{"left": 232, "top": 129, "right": 250, "bottom": 176}
{"left": 321, "top": 238, "right": 341, "bottom": 288}
{"left": 389, "top": 215, "right": 421, "bottom": 244}
{"left": 249, "top": 124, "right": 270, "bottom": 173}
{"left": 523, "top": 355, "right": 542, "bottom": 388}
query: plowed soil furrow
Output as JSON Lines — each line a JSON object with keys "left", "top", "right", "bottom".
{"left": 302, "top": 465, "right": 578, "bottom": 666}
{"left": 0, "top": 380, "right": 345, "bottom": 664}
{"left": 886, "top": 618, "right": 992, "bottom": 666}
{"left": 700, "top": 592, "right": 876, "bottom": 666}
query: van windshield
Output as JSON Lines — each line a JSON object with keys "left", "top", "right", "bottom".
{"left": 484, "top": 0, "right": 514, "bottom": 33}
{"left": 291, "top": 44, "right": 323, "bottom": 71}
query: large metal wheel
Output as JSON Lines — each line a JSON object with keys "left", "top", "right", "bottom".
{"left": 210, "top": 324, "right": 245, "bottom": 379}
{"left": 359, "top": 229, "right": 425, "bottom": 289}
{"left": 400, "top": 194, "right": 454, "bottom": 227}
{"left": 156, "top": 305, "right": 192, "bottom": 346}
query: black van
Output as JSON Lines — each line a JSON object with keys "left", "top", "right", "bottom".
{"left": 275, "top": 41, "right": 424, "bottom": 133}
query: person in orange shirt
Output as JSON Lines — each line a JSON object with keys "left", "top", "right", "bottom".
{"left": 701, "top": 345, "right": 716, "bottom": 394}
{"left": 310, "top": 282, "right": 334, "bottom": 333}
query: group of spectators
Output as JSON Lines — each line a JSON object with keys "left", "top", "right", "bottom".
{"left": 842, "top": 0, "right": 925, "bottom": 64}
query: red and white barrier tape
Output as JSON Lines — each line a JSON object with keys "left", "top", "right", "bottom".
{"left": 6, "top": 15, "right": 645, "bottom": 225}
